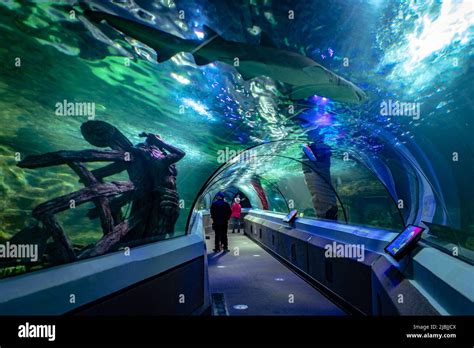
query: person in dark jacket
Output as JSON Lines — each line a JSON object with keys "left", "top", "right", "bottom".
{"left": 210, "top": 192, "right": 232, "bottom": 252}
{"left": 302, "top": 137, "right": 338, "bottom": 221}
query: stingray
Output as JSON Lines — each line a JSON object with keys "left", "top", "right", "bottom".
{"left": 84, "top": 10, "right": 368, "bottom": 103}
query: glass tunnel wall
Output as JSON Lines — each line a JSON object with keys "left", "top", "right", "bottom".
{"left": 193, "top": 139, "right": 405, "bottom": 231}
{"left": 0, "top": 0, "right": 472, "bottom": 280}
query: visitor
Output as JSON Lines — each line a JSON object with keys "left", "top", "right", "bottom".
{"left": 210, "top": 192, "right": 232, "bottom": 252}
{"left": 231, "top": 197, "right": 242, "bottom": 233}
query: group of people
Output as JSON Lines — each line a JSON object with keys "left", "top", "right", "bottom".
{"left": 209, "top": 137, "right": 339, "bottom": 253}
{"left": 210, "top": 192, "right": 242, "bottom": 252}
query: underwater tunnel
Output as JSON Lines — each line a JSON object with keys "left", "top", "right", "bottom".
{"left": 0, "top": 0, "right": 473, "bottom": 327}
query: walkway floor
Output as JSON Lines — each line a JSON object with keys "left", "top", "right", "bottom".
{"left": 205, "top": 231, "right": 346, "bottom": 316}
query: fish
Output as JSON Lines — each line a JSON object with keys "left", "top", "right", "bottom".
{"left": 84, "top": 10, "right": 367, "bottom": 103}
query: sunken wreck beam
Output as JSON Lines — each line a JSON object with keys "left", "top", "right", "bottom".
{"left": 78, "top": 213, "right": 142, "bottom": 258}
{"left": 17, "top": 150, "right": 131, "bottom": 169}
{"left": 40, "top": 215, "right": 77, "bottom": 263}
{"left": 89, "top": 161, "right": 129, "bottom": 182}
{"left": 87, "top": 192, "right": 133, "bottom": 220}
{"left": 32, "top": 181, "right": 135, "bottom": 219}
{"left": 69, "top": 162, "right": 115, "bottom": 235}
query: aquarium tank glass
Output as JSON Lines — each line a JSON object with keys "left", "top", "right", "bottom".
{"left": 0, "top": 0, "right": 472, "bottom": 278}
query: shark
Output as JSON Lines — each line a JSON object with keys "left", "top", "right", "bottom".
{"left": 84, "top": 10, "right": 367, "bottom": 103}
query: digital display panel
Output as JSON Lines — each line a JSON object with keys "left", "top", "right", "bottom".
{"left": 384, "top": 225, "right": 425, "bottom": 260}
{"left": 283, "top": 209, "right": 298, "bottom": 223}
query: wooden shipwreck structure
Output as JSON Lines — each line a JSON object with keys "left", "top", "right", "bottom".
{"left": 13, "top": 120, "right": 185, "bottom": 265}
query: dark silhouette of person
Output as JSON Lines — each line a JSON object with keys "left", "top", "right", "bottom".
{"left": 210, "top": 192, "right": 232, "bottom": 252}
{"left": 302, "top": 134, "right": 338, "bottom": 221}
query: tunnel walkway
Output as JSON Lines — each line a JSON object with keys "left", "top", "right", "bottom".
{"left": 206, "top": 231, "right": 346, "bottom": 316}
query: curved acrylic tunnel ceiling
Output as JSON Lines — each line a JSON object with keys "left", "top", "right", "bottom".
{"left": 190, "top": 135, "right": 458, "bottom": 239}
{"left": 192, "top": 139, "right": 404, "bottom": 230}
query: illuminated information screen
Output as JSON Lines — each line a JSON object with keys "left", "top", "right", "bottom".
{"left": 384, "top": 225, "right": 425, "bottom": 261}
{"left": 283, "top": 209, "right": 298, "bottom": 223}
